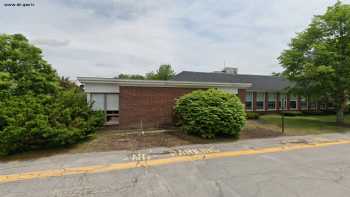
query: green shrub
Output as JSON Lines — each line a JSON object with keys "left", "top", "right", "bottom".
{"left": 246, "top": 112, "right": 260, "bottom": 119}
{"left": 175, "top": 89, "right": 246, "bottom": 139}
{"left": 0, "top": 34, "right": 105, "bottom": 155}
{"left": 0, "top": 93, "right": 105, "bottom": 155}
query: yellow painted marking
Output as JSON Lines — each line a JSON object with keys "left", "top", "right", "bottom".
{"left": 1, "top": 139, "right": 350, "bottom": 183}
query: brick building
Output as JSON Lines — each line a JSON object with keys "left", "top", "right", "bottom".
{"left": 78, "top": 77, "right": 250, "bottom": 129}
{"left": 78, "top": 67, "right": 325, "bottom": 129}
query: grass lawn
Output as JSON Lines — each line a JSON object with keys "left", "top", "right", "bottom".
{"left": 260, "top": 114, "right": 350, "bottom": 135}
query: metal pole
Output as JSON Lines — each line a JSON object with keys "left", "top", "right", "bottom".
{"left": 281, "top": 112, "right": 285, "bottom": 134}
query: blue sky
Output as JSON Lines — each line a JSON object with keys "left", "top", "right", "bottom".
{"left": 1, "top": 0, "right": 349, "bottom": 78}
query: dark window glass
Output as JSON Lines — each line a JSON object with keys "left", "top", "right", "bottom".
{"left": 289, "top": 101, "right": 297, "bottom": 109}
{"left": 301, "top": 101, "right": 307, "bottom": 109}
{"left": 268, "top": 101, "right": 275, "bottom": 110}
{"left": 256, "top": 101, "right": 264, "bottom": 110}
{"left": 245, "top": 101, "right": 252, "bottom": 110}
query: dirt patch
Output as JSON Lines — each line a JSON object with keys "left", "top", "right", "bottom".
{"left": 0, "top": 120, "right": 283, "bottom": 162}
{"left": 241, "top": 120, "right": 283, "bottom": 139}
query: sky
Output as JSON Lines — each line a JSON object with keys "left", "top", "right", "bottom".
{"left": 1, "top": 0, "right": 349, "bottom": 78}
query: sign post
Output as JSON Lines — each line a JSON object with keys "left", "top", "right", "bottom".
{"left": 281, "top": 112, "right": 285, "bottom": 134}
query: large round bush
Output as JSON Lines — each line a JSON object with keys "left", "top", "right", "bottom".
{"left": 175, "top": 89, "right": 246, "bottom": 138}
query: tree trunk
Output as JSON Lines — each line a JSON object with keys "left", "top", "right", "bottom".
{"left": 336, "top": 98, "right": 347, "bottom": 124}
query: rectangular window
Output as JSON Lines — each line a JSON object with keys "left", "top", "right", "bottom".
{"left": 245, "top": 92, "right": 253, "bottom": 111}
{"left": 279, "top": 94, "right": 287, "bottom": 110}
{"left": 90, "top": 93, "right": 119, "bottom": 111}
{"left": 289, "top": 95, "right": 297, "bottom": 110}
{"left": 309, "top": 98, "right": 317, "bottom": 110}
{"left": 300, "top": 97, "right": 307, "bottom": 110}
{"left": 90, "top": 93, "right": 105, "bottom": 111}
{"left": 256, "top": 92, "right": 265, "bottom": 111}
{"left": 268, "top": 93, "right": 276, "bottom": 111}
{"left": 327, "top": 103, "right": 335, "bottom": 110}
{"left": 106, "top": 94, "right": 119, "bottom": 111}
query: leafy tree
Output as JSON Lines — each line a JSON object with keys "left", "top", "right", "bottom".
{"left": 118, "top": 64, "right": 175, "bottom": 80}
{"left": 147, "top": 64, "right": 175, "bottom": 80}
{"left": 117, "top": 74, "right": 145, "bottom": 80}
{"left": 145, "top": 71, "right": 157, "bottom": 80}
{"left": 278, "top": 2, "right": 350, "bottom": 123}
{"left": 175, "top": 89, "right": 246, "bottom": 139}
{"left": 0, "top": 34, "right": 104, "bottom": 155}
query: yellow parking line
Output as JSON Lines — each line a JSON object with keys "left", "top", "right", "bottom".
{"left": 1, "top": 139, "right": 350, "bottom": 183}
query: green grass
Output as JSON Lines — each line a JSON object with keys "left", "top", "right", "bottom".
{"left": 259, "top": 114, "right": 350, "bottom": 135}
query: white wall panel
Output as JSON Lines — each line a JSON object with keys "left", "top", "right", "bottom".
{"left": 84, "top": 83, "right": 119, "bottom": 93}
{"left": 218, "top": 87, "right": 238, "bottom": 94}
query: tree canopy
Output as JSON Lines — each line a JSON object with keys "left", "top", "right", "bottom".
{"left": 0, "top": 34, "right": 104, "bottom": 155}
{"left": 279, "top": 2, "right": 350, "bottom": 123}
{"left": 117, "top": 74, "right": 145, "bottom": 80}
{"left": 118, "top": 64, "right": 175, "bottom": 80}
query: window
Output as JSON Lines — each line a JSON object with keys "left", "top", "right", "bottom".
{"left": 327, "top": 103, "right": 335, "bottom": 110}
{"left": 279, "top": 94, "right": 287, "bottom": 110}
{"left": 90, "top": 94, "right": 105, "bottom": 111}
{"left": 268, "top": 93, "right": 276, "bottom": 111}
{"left": 256, "top": 92, "right": 265, "bottom": 111}
{"left": 289, "top": 95, "right": 297, "bottom": 110}
{"left": 300, "top": 97, "right": 308, "bottom": 110}
{"left": 320, "top": 103, "right": 327, "bottom": 111}
{"left": 90, "top": 93, "right": 119, "bottom": 111}
{"left": 106, "top": 94, "right": 119, "bottom": 111}
{"left": 245, "top": 92, "right": 253, "bottom": 111}
{"left": 309, "top": 98, "right": 317, "bottom": 110}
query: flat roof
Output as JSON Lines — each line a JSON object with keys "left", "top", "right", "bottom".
{"left": 77, "top": 77, "right": 252, "bottom": 89}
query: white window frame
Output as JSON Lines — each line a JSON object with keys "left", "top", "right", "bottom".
{"left": 256, "top": 92, "right": 265, "bottom": 111}
{"left": 279, "top": 94, "right": 287, "bottom": 110}
{"left": 245, "top": 92, "right": 253, "bottom": 111}
{"left": 300, "top": 96, "right": 308, "bottom": 110}
{"left": 309, "top": 98, "right": 317, "bottom": 110}
{"left": 90, "top": 93, "right": 105, "bottom": 111}
{"left": 289, "top": 95, "right": 297, "bottom": 110}
{"left": 90, "top": 93, "right": 119, "bottom": 112}
{"left": 268, "top": 93, "right": 277, "bottom": 111}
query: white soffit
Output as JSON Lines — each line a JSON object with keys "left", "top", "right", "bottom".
{"left": 77, "top": 77, "right": 252, "bottom": 89}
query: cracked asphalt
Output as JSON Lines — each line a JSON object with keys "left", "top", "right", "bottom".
{"left": 1, "top": 133, "right": 350, "bottom": 197}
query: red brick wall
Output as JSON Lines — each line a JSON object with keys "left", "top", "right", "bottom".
{"left": 252, "top": 92, "right": 257, "bottom": 112}
{"left": 119, "top": 86, "right": 198, "bottom": 129}
{"left": 238, "top": 89, "right": 246, "bottom": 105}
{"left": 264, "top": 92, "right": 269, "bottom": 111}
{"left": 119, "top": 87, "right": 247, "bottom": 129}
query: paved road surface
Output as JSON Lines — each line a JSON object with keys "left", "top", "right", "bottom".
{"left": 1, "top": 133, "right": 350, "bottom": 197}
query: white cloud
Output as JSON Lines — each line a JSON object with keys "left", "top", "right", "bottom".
{"left": 1, "top": 0, "right": 349, "bottom": 78}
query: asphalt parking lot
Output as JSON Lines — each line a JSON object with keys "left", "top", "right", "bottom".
{"left": 1, "top": 133, "right": 350, "bottom": 197}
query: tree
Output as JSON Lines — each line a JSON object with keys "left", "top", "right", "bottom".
{"left": 278, "top": 2, "right": 350, "bottom": 123}
{"left": 0, "top": 34, "right": 104, "bottom": 155}
{"left": 149, "top": 64, "right": 175, "bottom": 80}
{"left": 117, "top": 74, "right": 145, "bottom": 80}
{"left": 118, "top": 64, "right": 175, "bottom": 80}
